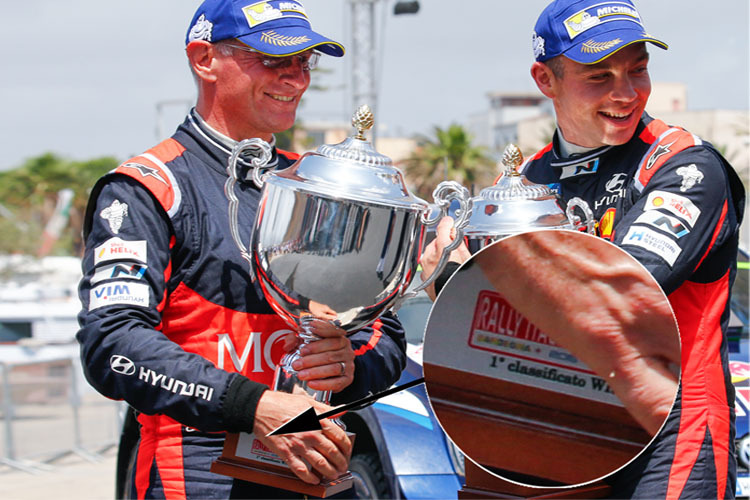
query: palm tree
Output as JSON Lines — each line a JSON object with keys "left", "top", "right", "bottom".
{"left": 402, "top": 124, "right": 496, "bottom": 200}
{"left": 0, "top": 153, "right": 118, "bottom": 255}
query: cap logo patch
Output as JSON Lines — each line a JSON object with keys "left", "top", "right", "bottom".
{"left": 532, "top": 31, "right": 546, "bottom": 59}
{"left": 188, "top": 14, "right": 213, "bottom": 42}
{"left": 243, "top": 1, "right": 308, "bottom": 28}
{"left": 565, "top": 12, "right": 600, "bottom": 39}
{"left": 243, "top": 2, "right": 283, "bottom": 27}
{"left": 260, "top": 30, "right": 311, "bottom": 47}
{"left": 564, "top": 2, "right": 643, "bottom": 40}
{"left": 581, "top": 38, "right": 622, "bottom": 54}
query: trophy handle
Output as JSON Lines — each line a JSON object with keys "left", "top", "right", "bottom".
{"left": 566, "top": 197, "right": 596, "bottom": 234}
{"left": 224, "top": 139, "right": 273, "bottom": 274}
{"left": 412, "top": 180, "right": 473, "bottom": 294}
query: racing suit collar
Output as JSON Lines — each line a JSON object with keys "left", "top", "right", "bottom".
{"left": 549, "top": 129, "right": 612, "bottom": 168}
{"left": 187, "top": 109, "right": 280, "bottom": 182}
{"left": 557, "top": 129, "right": 598, "bottom": 158}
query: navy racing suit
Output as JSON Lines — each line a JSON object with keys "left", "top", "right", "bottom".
{"left": 76, "top": 111, "right": 407, "bottom": 499}
{"left": 522, "top": 113, "right": 745, "bottom": 499}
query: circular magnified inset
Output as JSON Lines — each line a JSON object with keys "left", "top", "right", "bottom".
{"left": 423, "top": 229, "right": 680, "bottom": 489}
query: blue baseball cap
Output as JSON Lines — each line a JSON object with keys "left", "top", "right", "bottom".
{"left": 186, "top": 0, "right": 345, "bottom": 57}
{"left": 532, "top": 0, "right": 667, "bottom": 64}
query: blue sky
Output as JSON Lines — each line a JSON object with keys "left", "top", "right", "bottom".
{"left": 1, "top": 0, "right": 747, "bottom": 170}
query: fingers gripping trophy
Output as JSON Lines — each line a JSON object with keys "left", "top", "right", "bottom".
{"left": 217, "top": 105, "right": 472, "bottom": 495}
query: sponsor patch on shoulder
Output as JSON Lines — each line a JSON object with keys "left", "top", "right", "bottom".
{"left": 643, "top": 190, "right": 701, "bottom": 227}
{"left": 633, "top": 211, "right": 690, "bottom": 239}
{"left": 90, "top": 262, "right": 147, "bottom": 285}
{"left": 675, "top": 164, "right": 704, "bottom": 192}
{"left": 99, "top": 199, "right": 129, "bottom": 234}
{"left": 94, "top": 238, "right": 147, "bottom": 265}
{"left": 621, "top": 226, "right": 682, "bottom": 266}
{"left": 89, "top": 281, "right": 150, "bottom": 310}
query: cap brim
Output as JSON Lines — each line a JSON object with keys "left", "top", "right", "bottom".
{"left": 237, "top": 25, "right": 344, "bottom": 58}
{"left": 564, "top": 28, "right": 667, "bottom": 64}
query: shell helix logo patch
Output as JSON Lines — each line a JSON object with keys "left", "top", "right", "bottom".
{"left": 564, "top": 2, "right": 643, "bottom": 40}
{"left": 94, "top": 237, "right": 147, "bottom": 266}
{"left": 645, "top": 190, "right": 701, "bottom": 227}
{"left": 242, "top": 1, "right": 308, "bottom": 28}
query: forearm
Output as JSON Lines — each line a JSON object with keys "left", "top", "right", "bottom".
{"left": 476, "top": 230, "right": 679, "bottom": 434}
{"left": 331, "top": 311, "right": 407, "bottom": 404}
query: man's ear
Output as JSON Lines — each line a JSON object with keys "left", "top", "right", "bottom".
{"left": 530, "top": 61, "right": 556, "bottom": 99}
{"left": 186, "top": 40, "right": 219, "bottom": 83}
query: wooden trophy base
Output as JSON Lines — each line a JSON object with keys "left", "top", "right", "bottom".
{"left": 425, "top": 364, "right": 651, "bottom": 486}
{"left": 458, "top": 461, "right": 612, "bottom": 499}
{"left": 211, "top": 432, "right": 354, "bottom": 498}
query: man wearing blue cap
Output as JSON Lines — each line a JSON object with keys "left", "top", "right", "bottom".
{"left": 76, "top": 1, "right": 406, "bottom": 498}
{"left": 522, "top": 0, "right": 744, "bottom": 498}
{"left": 422, "top": 0, "right": 743, "bottom": 497}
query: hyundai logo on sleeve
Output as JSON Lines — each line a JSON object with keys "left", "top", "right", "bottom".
{"left": 110, "top": 355, "right": 136, "bottom": 376}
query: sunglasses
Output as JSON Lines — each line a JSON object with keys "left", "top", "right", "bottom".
{"left": 223, "top": 43, "right": 320, "bottom": 71}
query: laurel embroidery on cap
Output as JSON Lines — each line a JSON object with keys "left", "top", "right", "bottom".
{"left": 581, "top": 38, "right": 622, "bottom": 54}
{"left": 260, "top": 30, "right": 311, "bottom": 46}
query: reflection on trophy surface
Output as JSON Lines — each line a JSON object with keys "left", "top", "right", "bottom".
{"left": 240, "top": 105, "right": 470, "bottom": 404}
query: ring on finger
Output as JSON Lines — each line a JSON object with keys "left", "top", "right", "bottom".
{"left": 338, "top": 361, "right": 346, "bottom": 376}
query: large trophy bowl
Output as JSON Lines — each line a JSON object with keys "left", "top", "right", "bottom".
{"left": 213, "top": 105, "right": 471, "bottom": 496}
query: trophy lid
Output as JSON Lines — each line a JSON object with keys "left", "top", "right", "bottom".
{"left": 269, "top": 105, "right": 426, "bottom": 209}
{"left": 465, "top": 144, "right": 573, "bottom": 237}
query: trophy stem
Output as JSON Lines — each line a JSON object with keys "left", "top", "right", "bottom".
{"left": 272, "top": 317, "right": 345, "bottom": 429}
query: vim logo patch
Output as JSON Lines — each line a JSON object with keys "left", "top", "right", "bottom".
{"left": 89, "top": 281, "right": 149, "bottom": 311}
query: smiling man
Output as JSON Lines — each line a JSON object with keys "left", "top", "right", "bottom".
{"left": 76, "top": 1, "right": 407, "bottom": 499}
{"left": 521, "top": 0, "right": 745, "bottom": 498}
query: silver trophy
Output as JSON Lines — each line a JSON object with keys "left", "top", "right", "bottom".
{"left": 225, "top": 105, "right": 472, "bottom": 405}
{"left": 461, "top": 144, "right": 594, "bottom": 250}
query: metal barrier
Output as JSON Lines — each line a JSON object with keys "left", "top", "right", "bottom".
{"left": 0, "top": 356, "right": 122, "bottom": 474}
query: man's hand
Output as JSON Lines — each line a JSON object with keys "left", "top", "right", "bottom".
{"left": 475, "top": 230, "right": 680, "bottom": 435}
{"left": 253, "top": 391, "right": 352, "bottom": 484}
{"left": 284, "top": 319, "right": 355, "bottom": 393}
{"left": 420, "top": 216, "right": 471, "bottom": 300}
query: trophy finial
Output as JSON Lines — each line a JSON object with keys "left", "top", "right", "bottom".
{"left": 501, "top": 144, "right": 523, "bottom": 177}
{"left": 352, "top": 104, "right": 374, "bottom": 140}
